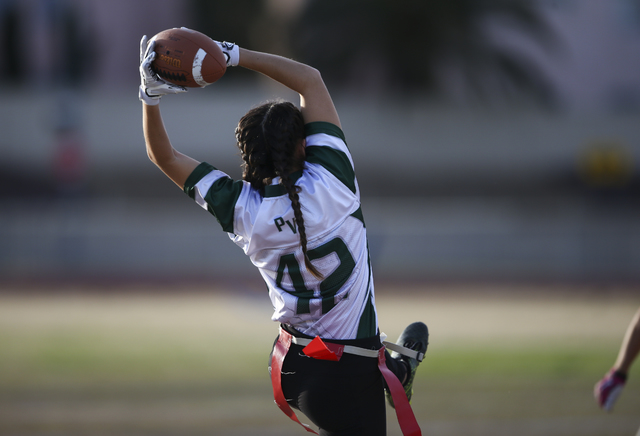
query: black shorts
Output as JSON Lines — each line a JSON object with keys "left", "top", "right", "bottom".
{"left": 270, "top": 325, "right": 388, "bottom": 436}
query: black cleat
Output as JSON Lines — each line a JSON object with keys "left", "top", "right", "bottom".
{"left": 386, "top": 321, "right": 429, "bottom": 408}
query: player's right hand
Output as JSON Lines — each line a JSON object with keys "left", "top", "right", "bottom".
{"left": 594, "top": 369, "right": 627, "bottom": 411}
{"left": 139, "top": 35, "right": 187, "bottom": 106}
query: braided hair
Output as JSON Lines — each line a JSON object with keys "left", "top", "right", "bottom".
{"left": 235, "top": 101, "right": 323, "bottom": 279}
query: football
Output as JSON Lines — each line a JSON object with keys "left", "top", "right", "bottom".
{"left": 150, "top": 27, "right": 226, "bottom": 88}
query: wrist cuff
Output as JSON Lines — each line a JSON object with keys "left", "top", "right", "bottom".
{"left": 139, "top": 85, "right": 160, "bottom": 106}
{"left": 613, "top": 370, "right": 628, "bottom": 382}
{"left": 220, "top": 42, "right": 239, "bottom": 67}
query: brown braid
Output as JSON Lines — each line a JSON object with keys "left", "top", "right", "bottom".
{"left": 235, "top": 101, "right": 323, "bottom": 279}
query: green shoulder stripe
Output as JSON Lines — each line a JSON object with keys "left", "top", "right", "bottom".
{"left": 304, "top": 122, "right": 355, "bottom": 193}
{"left": 205, "top": 178, "right": 244, "bottom": 233}
{"left": 306, "top": 146, "right": 356, "bottom": 194}
{"left": 183, "top": 162, "right": 243, "bottom": 233}
{"left": 305, "top": 121, "right": 346, "bottom": 141}
{"left": 183, "top": 162, "right": 217, "bottom": 199}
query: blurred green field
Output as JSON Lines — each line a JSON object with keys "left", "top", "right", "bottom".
{"left": 0, "top": 284, "right": 638, "bottom": 436}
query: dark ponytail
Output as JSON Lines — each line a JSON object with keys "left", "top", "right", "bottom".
{"left": 236, "top": 101, "right": 323, "bottom": 279}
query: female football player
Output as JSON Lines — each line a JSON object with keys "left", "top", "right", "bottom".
{"left": 139, "top": 34, "right": 428, "bottom": 436}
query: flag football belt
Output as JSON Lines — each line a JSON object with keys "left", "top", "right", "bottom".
{"left": 291, "top": 334, "right": 425, "bottom": 362}
{"left": 270, "top": 328, "right": 422, "bottom": 436}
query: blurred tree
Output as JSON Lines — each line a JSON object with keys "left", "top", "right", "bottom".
{"left": 190, "top": 0, "right": 308, "bottom": 85}
{"left": 57, "top": 4, "right": 93, "bottom": 86}
{"left": 190, "top": 0, "right": 264, "bottom": 46}
{"left": 190, "top": 0, "right": 267, "bottom": 83}
{"left": 0, "top": 1, "right": 23, "bottom": 82}
{"left": 291, "top": 0, "right": 559, "bottom": 106}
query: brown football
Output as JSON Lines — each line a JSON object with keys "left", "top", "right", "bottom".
{"left": 151, "top": 27, "right": 226, "bottom": 88}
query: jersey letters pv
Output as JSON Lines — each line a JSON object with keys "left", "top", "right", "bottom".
{"left": 183, "top": 122, "right": 377, "bottom": 340}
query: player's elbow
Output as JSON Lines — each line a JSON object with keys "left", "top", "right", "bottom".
{"left": 304, "top": 66, "right": 324, "bottom": 89}
{"left": 147, "top": 148, "right": 171, "bottom": 170}
{"left": 147, "top": 148, "right": 160, "bottom": 165}
{"left": 299, "top": 67, "right": 329, "bottom": 99}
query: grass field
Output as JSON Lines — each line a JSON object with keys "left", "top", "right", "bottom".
{"left": 0, "top": 283, "right": 638, "bottom": 436}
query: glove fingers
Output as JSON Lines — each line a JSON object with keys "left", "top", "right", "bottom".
{"left": 146, "top": 81, "right": 188, "bottom": 97}
{"left": 145, "top": 50, "right": 156, "bottom": 65}
{"left": 163, "top": 84, "right": 188, "bottom": 94}
{"left": 144, "top": 40, "right": 156, "bottom": 63}
{"left": 140, "top": 53, "right": 157, "bottom": 83}
{"left": 140, "top": 35, "right": 148, "bottom": 64}
{"left": 603, "top": 384, "right": 623, "bottom": 411}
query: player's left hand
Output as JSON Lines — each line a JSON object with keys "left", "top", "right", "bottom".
{"left": 214, "top": 41, "right": 239, "bottom": 67}
{"left": 139, "top": 35, "right": 187, "bottom": 106}
{"left": 594, "top": 369, "right": 627, "bottom": 411}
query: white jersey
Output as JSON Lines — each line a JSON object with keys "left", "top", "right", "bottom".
{"left": 183, "top": 122, "right": 377, "bottom": 340}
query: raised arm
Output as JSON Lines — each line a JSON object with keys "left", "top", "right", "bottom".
{"left": 613, "top": 307, "right": 640, "bottom": 375}
{"left": 238, "top": 48, "right": 341, "bottom": 128}
{"left": 142, "top": 104, "right": 200, "bottom": 187}
{"left": 139, "top": 35, "right": 341, "bottom": 188}
{"left": 139, "top": 36, "right": 200, "bottom": 187}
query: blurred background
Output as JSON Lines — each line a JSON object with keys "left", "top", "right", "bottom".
{"left": 1, "top": 2, "right": 640, "bottom": 436}
{"left": 0, "top": 0, "right": 639, "bottom": 285}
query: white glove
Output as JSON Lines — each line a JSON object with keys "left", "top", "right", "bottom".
{"left": 178, "top": 27, "right": 239, "bottom": 67}
{"left": 594, "top": 369, "right": 627, "bottom": 411}
{"left": 139, "top": 35, "right": 187, "bottom": 106}
{"left": 215, "top": 41, "right": 240, "bottom": 67}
